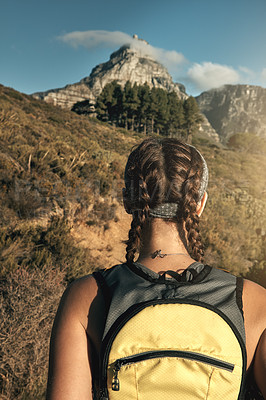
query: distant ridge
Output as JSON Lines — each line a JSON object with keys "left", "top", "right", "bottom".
{"left": 33, "top": 38, "right": 266, "bottom": 143}
{"left": 196, "top": 84, "right": 266, "bottom": 140}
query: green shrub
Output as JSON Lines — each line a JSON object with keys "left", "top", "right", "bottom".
{"left": 0, "top": 216, "right": 102, "bottom": 281}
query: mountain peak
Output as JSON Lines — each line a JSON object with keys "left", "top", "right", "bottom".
{"left": 132, "top": 33, "right": 149, "bottom": 44}
{"left": 32, "top": 42, "right": 187, "bottom": 109}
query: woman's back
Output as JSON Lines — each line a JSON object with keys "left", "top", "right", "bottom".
{"left": 46, "top": 138, "right": 266, "bottom": 399}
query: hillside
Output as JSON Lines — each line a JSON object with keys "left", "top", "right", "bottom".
{"left": 0, "top": 84, "right": 136, "bottom": 399}
{"left": 0, "top": 84, "right": 266, "bottom": 399}
{"left": 1, "top": 83, "right": 266, "bottom": 278}
{"left": 0, "top": 83, "right": 139, "bottom": 277}
{"left": 196, "top": 84, "right": 266, "bottom": 141}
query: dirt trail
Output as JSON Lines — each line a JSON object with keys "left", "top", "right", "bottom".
{"left": 71, "top": 205, "right": 132, "bottom": 268}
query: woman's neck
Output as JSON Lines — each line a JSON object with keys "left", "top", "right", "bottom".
{"left": 136, "top": 219, "right": 196, "bottom": 273}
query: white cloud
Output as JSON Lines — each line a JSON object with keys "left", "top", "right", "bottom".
{"left": 261, "top": 68, "right": 266, "bottom": 81}
{"left": 58, "top": 30, "right": 132, "bottom": 49}
{"left": 187, "top": 62, "right": 240, "bottom": 92}
{"left": 58, "top": 30, "right": 186, "bottom": 71}
{"left": 58, "top": 30, "right": 261, "bottom": 93}
{"left": 129, "top": 39, "right": 186, "bottom": 67}
{"left": 238, "top": 66, "right": 254, "bottom": 78}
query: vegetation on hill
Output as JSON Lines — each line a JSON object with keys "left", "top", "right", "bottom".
{"left": 0, "top": 84, "right": 141, "bottom": 280}
{"left": 0, "top": 83, "right": 265, "bottom": 399}
{"left": 0, "top": 84, "right": 139, "bottom": 399}
{"left": 73, "top": 81, "right": 203, "bottom": 140}
{"left": 196, "top": 134, "right": 266, "bottom": 284}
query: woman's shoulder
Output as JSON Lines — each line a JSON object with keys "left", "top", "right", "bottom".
{"left": 56, "top": 273, "right": 100, "bottom": 328}
{"left": 243, "top": 279, "right": 266, "bottom": 316}
{"left": 243, "top": 279, "right": 266, "bottom": 398}
{"left": 242, "top": 279, "right": 266, "bottom": 370}
{"left": 243, "top": 278, "right": 266, "bottom": 332}
{"left": 243, "top": 277, "right": 266, "bottom": 292}
{"left": 64, "top": 273, "right": 98, "bottom": 300}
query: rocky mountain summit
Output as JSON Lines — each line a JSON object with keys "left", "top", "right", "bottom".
{"left": 32, "top": 38, "right": 266, "bottom": 144}
{"left": 196, "top": 84, "right": 266, "bottom": 141}
{"left": 33, "top": 40, "right": 187, "bottom": 110}
{"left": 32, "top": 37, "right": 219, "bottom": 141}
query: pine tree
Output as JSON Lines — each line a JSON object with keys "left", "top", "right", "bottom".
{"left": 183, "top": 96, "right": 203, "bottom": 143}
{"left": 95, "top": 82, "right": 203, "bottom": 142}
{"left": 137, "top": 83, "right": 150, "bottom": 134}
{"left": 165, "top": 92, "right": 185, "bottom": 137}
{"left": 95, "top": 81, "right": 118, "bottom": 123}
{"left": 112, "top": 83, "right": 123, "bottom": 126}
{"left": 128, "top": 83, "right": 140, "bottom": 131}
{"left": 122, "top": 81, "right": 132, "bottom": 130}
{"left": 146, "top": 87, "right": 161, "bottom": 134}
{"left": 153, "top": 88, "right": 169, "bottom": 135}
{"left": 95, "top": 90, "right": 108, "bottom": 121}
{"left": 175, "top": 100, "right": 186, "bottom": 135}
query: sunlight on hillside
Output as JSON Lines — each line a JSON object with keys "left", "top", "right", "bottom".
{"left": 0, "top": 84, "right": 265, "bottom": 399}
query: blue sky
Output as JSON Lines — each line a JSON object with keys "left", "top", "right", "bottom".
{"left": 1, "top": 0, "right": 266, "bottom": 96}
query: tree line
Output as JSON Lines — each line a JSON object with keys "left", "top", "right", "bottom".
{"left": 94, "top": 81, "right": 203, "bottom": 140}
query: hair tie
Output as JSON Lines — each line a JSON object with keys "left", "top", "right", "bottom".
{"left": 149, "top": 203, "right": 179, "bottom": 219}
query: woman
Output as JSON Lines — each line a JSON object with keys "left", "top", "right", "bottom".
{"left": 46, "top": 138, "right": 266, "bottom": 399}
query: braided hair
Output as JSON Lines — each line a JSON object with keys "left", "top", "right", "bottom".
{"left": 124, "top": 138, "right": 206, "bottom": 264}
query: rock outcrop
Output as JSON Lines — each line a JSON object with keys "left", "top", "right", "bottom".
{"left": 33, "top": 82, "right": 94, "bottom": 109}
{"left": 198, "top": 114, "right": 220, "bottom": 142}
{"left": 33, "top": 43, "right": 187, "bottom": 110}
{"left": 196, "top": 84, "right": 266, "bottom": 142}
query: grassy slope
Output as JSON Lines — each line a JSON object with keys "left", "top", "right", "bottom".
{"left": 0, "top": 83, "right": 265, "bottom": 282}
{"left": 0, "top": 84, "right": 142, "bottom": 279}
{"left": 198, "top": 141, "right": 266, "bottom": 279}
{"left": 0, "top": 84, "right": 266, "bottom": 400}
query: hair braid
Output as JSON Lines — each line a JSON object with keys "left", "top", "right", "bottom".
{"left": 181, "top": 148, "right": 204, "bottom": 262}
{"left": 125, "top": 174, "right": 151, "bottom": 263}
{"left": 125, "top": 211, "right": 144, "bottom": 263}
{"left": 124, "top": 138, "right": 207, "bottom": 264}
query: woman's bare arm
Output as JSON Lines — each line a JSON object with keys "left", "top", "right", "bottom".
{"left": 243, "top": 279, "right": 266, "bottom": 398}
{"left": 254, "top": 328, "right": 266, "bottom": 398}
{"left": 46, "top": 275, "right": 99, "bottom": 400}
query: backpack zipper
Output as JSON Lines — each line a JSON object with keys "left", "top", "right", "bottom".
{"left": 111, "top": 350, "right": 235, "bottom": 391}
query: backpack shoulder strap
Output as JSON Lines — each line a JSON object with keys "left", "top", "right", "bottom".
{"left": 236, "top": 276, "right": 244, "bottom": 316}
{"left": 92, "top": 270, "right": 112, "bottom": 315}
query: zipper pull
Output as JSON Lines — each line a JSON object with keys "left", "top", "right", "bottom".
{"left": 112, "top": 362, "right": 121, "bottom": 391}
{"left": 99, "top": 388, "right": 109, "bottom": 399}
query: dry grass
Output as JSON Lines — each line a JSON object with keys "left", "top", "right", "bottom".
{"left": 0, "top": 84, "right": 265, "bottom": 399}
{"left": 0, "top": 266, "right": 66, "bottom": 400}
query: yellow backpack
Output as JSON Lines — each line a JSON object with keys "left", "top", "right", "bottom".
{"left": 93, "top": 262, "right": 246, "bottom": 399}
